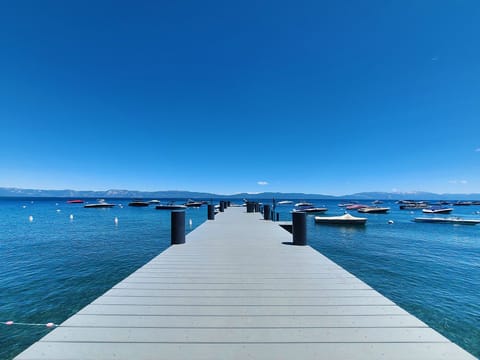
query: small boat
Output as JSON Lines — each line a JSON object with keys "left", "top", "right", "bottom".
{"left": 345, "top": 204, "right": 369, "bottom": 210}
{"left": 184, "top": 199, "right": 203, "bottom": 207}
{"left": 399, "top": 202, "right": 429, "bottom": 210}
{"left": 293, "top": 202, "right": 327, "bottom": 213}
{"left": 67, "top": 199, "right": 84, "bottom": 204}
{"left": 357, "top": 206, "right": 390, "bottom": 214}
{"left": 293, "top": 206, "right": 328, "bottom": 213}
{"left": 294, "top": 202, "right": 313, "bottom": 207}
{"left": 148, "top": 200, "right": 161, "bottom": 204}
{"left": 372, "top": 200, "right": 383, "bottom": 204}
{"left": 413, "top": 217, "right": 480, "bottom": 225}
{"left": 128, "top": 201, "right": 150, "bottom": 207}
{"left": 454, "top": 201, "right": 473, "bottom": 206}
{"left": 314, "top": 213, "right": 367, "bottom": 225}
{"left": 84, "top": 199, "right": 115, "bottom": 208}
{"left": 155, "top": 203, "right": 187, "bottom": 210}
{"left": 277, "top": 200, "right": 293, "bottom": 205}
{"left": 338, "top": 201, "right": 357, "bottom": 207}
{"left": 422, "top": 206, "right": 453, "bottom": 214}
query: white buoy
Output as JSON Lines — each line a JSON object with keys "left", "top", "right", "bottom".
{"left": 28, "top": 215, "right": 33, "bottom": 222}
{"left": 22, "top": 205, "right": 27, "bottom": 209}
{"left": 56, "top": 209, "right": 61, "bottom": 213}
{"left": 114, "top": 217, "right": 119, "bottom": 225}
{"left": 69, "top": 214, "right": 74, "bottom": 220}
{"left": 189, "top": 218, "right": 193, "bottom": 227}
{"left": 388, "top": 220, "right": 394, "bottom": 224}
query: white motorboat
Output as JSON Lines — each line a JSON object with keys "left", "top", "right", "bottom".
{"left": 422, "top": 206, "right": 453, "bottom": 214}
{"left": 314, "top": 213, "right": 367, "bottom": 225}
{"left": 84, "top": 199, "right": 115, "bottom": 208}
{"left": 357, "top": 206, "right": 390, "bottom": 214}
{"left": 294, "top": 202, "right": 313, "bottom": 207}
{"left": 413, "top": 217, "right": 480, "bottom": 225}
{"left": 293, "top": 206, "right": 328, "bottom": 213}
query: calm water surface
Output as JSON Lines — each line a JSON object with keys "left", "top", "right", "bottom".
{"left": 1, "top": 198, "right": 479, "bottom": 358}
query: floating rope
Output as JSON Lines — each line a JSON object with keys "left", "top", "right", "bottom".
{"left": 2, "top": 320, "right": 57, "bottom": 328}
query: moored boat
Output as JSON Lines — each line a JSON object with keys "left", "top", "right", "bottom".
{"left": 184, "top": 199, "right": 203, "bottom": 207}
{"left": 422, "top": 206, "right": 453, "bottom": 214}
{"left": 155, "top": 203, "right": 187, "bottom": 210}
{"left": 454, "top": 201, "right": 473, "bottom": 206}
{"left": 128, "top": 201, "right": 150, "bottom": 207}
{"left": 84, "top": 199, "right": 115, "bottom": 208}
{"left": 399, "top": 202, "right": 429, "bottom": 210}
{"left": 413, "top": 217, "right": 480, "bottom": 225}
{"left": 293, "top": 206, "right": 328, "bottom": 213}
{"left": 314, "top": 213, "right": 367, "bottom": 225}
{"left": 293, "top": 202, "right": 327, "bottom": 213}
{"left": 67, "top": 199, "right": 84, "bottom": 204}
{"left": 294, "top": 202, "right": 313, "bottom": 207}
{"left": 357, "top": 206, "right": 390, "bottom": 214}
{"left": 346, "top": 204, "right": 369, "bottom": 210}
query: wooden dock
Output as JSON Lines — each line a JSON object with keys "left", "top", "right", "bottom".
{"left": 15, "top": 206, "right": 474, "bottom": 359}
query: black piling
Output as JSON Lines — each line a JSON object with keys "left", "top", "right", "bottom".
{"left": 171, "top": 211, "right": 185, "bottom": 245}
{"left": 219, "top": 201, "right": 225, "bottom": 212}
{"left": 208, "top": 204, "right": 215, "bottom": 220}
{"left": 264, "top": 205, "right": 271, "bottom": 220}
{"left": 292, "top": 211, "right": 307, "bottom": 246}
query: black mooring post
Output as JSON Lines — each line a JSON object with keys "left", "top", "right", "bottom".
{"left": 264, "top": 204, "right": 271, "bottom": 220}
{"left": 292, "top": 211, "right": 307, "bottom": 246}
{"left": 276, "top": 212, "right": 280, "bottom": 221}
{"left": 219, "top": 201, "right": 225, "bottom": 212}
{"left": 171, "top": 211, "right": 185, "bottom": 245}
{"left": 208, "top": 204, "right": 215, "bottom": 220}
{"left": 246, "top": 202, "right": 254, "bottom": 213}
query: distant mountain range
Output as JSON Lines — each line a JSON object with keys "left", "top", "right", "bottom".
{"left": 1, "top": 187, "right": 480, "bottom": 200}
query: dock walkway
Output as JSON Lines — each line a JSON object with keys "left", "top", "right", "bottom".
{"left": 16, "top": 206, "right": 474, "bottom": 359}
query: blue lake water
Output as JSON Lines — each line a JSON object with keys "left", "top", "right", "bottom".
{"left": 1, "top": 197, "right": 479, "bottom": 359}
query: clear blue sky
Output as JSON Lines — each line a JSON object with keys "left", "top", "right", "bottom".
{"left": 1, "top": 1, "right": 480, "bottom": 195}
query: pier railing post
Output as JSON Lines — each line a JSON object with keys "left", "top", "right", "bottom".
{"left": 292, "top": 211, "right": 307, "bottom": 246}
{"left": 208, "top": 204, "right": 215, "bottom": 220}
{"left": 264, "top": 204, "right": 271, "bottom": 220}
{"left": 171, "top": 211, "right": 185, "bottom": 245}
{"left": 246, "top": 201, "right": 254, "bottom": 213}
{"left": 219, "top": 201, "right": 225, "bottom": 212}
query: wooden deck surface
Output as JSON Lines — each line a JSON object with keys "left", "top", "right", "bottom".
{"left": 15, "top": 206, "right": 475, "bottom": 359}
